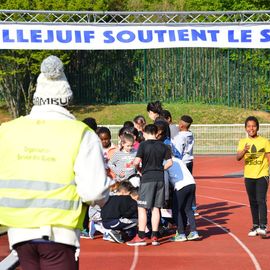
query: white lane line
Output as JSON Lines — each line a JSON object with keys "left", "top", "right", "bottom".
{"left": 129, "top": 246, "right": 139, "bottom": 270}
{"left": 201, "top": 216, "right": 261, "bottom": 270}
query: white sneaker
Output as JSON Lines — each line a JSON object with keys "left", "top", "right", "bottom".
{"left": 108, "top": 230, "right": 124, "bottom": 243}
{"left": 248, "top": 226, "right": 259, "bottom": 237}
{"left": 257, "top": 226, "right": 267, "bottom": 237}
{"left": 187, "top": 231, "right": 200, "bottom": 240}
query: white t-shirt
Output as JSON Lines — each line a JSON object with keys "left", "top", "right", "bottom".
{"left": 172, "top": 130, "right": 194, "bottom": 163}
{"left": 167, "top": 157, "right": 195, "bottom": 191}
{"left": 169, "top": 124, "right": 179, "bottom": 140}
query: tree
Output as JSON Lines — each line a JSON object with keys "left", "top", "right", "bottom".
{"left": 0, "top": 50, "right": 70, "bottom": 118}
{"left": 183, "top": 0, "right": 269, "bottom": 11}
{"left": 0, "top": 0, "right": 83, "bottom": 118}
{"left": 0, "top": 0, "right": 269, "bottom": 117}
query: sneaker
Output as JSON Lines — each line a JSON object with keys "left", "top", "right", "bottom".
{"left": 187, "top": 231, "right": 200, "bottom": 240}
{"left": 257, "top": 225, "right": 267, "bottom": 237}
{"left": 103, "top": 232, "right": 113, "bottom": 241}
{"left": 80, "top": 229, "right": 90, "bottom": 239}
{"left": 170, "top": 232, "right": 187, "bottom": 242}
{"left": 108, "top": 230, "right": 124, "bottom": 244}
{"left": 89, "top": 220, "right": 96, "bottom": 239}
{"left": 126, "top": 235, "right": 147, "bottom": 246}
{"left": 248, "top": 226, "right": 259, "bottom": 237}
{"left": 145, "top": 230, "right": 152, "bottom": 239}
{"left": 151, "top": 236, "right": 160, "bottom": 246}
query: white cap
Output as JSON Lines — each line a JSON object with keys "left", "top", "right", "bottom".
{"left": 33, "top": 55, "right": 73, "bottom": 106}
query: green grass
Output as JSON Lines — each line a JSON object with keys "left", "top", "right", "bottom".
{"left": 1, "top": 102, "right": 270, "bottom": 125}
{"left": 69, "top": 102, "right": 270, "bottom": 125}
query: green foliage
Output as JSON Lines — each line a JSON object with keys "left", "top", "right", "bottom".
{"left": 0, "top": 0, "right": 268, "bottom": 11}
{"left": 0, "top": 50, "right": 71, "bottom": 117}
{"left": 0, "top": 1, "right": 269, "bottom": 117}
{"left": 183, "top": 0, "right": 269, "bottom": 11}
{"left": 126, "top": 0, "right": 185, "bottom": 11}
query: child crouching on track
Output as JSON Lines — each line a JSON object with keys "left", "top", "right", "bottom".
{"left": 101, "top": 181, "right": 138, "bottom": 243}
{"left": 168, "top": 157, "right": 200, "bottom": 241}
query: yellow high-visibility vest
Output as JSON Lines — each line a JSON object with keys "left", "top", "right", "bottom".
{"left": 0, "top": 117, "right": 89, "bottom": 229}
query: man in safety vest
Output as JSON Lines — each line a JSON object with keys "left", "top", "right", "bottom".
{"left": 0, "top": 55, "right": 109, "bottom": 270}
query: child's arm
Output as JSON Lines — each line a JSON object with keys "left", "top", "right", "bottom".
{"left": 164, "top": 158, "right": 173, "bottom": 170}
{"left": 132, "top": 157, "right": 142, "bottom": 173}
{"left": 236, "top": 143, "right": 250, "bottom": 161}
{"left": 266, "top": 152, "right": 270, "bottom": 165}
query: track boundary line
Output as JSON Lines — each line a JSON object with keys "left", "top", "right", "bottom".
{"left": 129, "top": 246, "right": 139, "bottom": 270}
{"left": 201, "top": 216, "right": 261, "bottom": 270}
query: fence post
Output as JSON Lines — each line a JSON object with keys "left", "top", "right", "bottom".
{"left": 227, "top": 49, "right": 230, "bottom": 107}
{"left": 143, "top": 49, "right": 147, "bottom": 102}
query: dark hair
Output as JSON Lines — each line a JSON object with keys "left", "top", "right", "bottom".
{"left": 130, "top": 187, "right": 139, "bottom": 197}
{"left": 96, "top": 126, "right": 111, "bottom": 138}
{"left": 154, "top": 119, "right": 171, "bottom": 140}
{"left": 118, "top": 180, "right": 134, "bottom": 193}
{"left": 181, "top": 115, "right": 193, "bottom": 128}
{"left": 120, "top": 133, "right": 134, "bottom": 145}
{"left": 133, "top": 115, "right": 146, "bottom": 127}
{"left": 83, "top": 117, "right": 97, "bottom": 132}
{"left": 146, "top": 101, "right": 163, "bottom": 114}
{"left": 118, "top": 126, "right": 139, "bottom": 140}
{"left": 123, "top": 121, "right": 134, "bottom": 128}
{"left": 160, "top": 110, "right": 172, "bottom": 121}
{"left": 181, "top": 115, "right": 193, "bottom": 124}
{"left": 245, "top": 116, "right": 259, "bottom": 130}
{"left": 144, "top": 124, "right": 158, "bottom": 135}
{"left": 137, "top": 131, "right": 145, "bottom": 143}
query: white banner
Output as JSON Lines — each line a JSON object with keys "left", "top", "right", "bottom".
{"left": 0, "top": 23, "right": 269, "bottom": 50}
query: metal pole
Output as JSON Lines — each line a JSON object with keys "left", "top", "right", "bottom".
{"left": 143, "top": 49, "right": 147, "bottom": 102}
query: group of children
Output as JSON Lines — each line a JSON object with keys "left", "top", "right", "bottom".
{"left": 80, "top": 106, "right": 270, "bottom": 243}
{"left": 80, "top": 102, "right": 200, "bottom": 246}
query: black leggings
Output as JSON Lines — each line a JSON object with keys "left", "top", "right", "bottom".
{"left": 173, "top": 184, "right": 196, "bottom": 234}
{"left": 245, "top": 177, "right": 269, "bottom": 226}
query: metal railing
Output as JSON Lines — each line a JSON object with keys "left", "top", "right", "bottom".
{"left": 0, "top": 10, "right": 270, "bottom": 25}
{"left": 104, "top": 124, "right": 270, "bottom": 154}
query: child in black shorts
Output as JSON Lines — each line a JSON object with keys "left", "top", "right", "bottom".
{"left": 126, "top": 124, "right": 172, "bottom": 246}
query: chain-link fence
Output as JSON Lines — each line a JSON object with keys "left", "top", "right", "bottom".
{"left": 104, "top": 124, "right": 270, "bottom": 155}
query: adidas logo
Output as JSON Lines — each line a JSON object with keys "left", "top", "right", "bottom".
{"left": 245, "top": 144, "right": 264, "bottom": 165}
